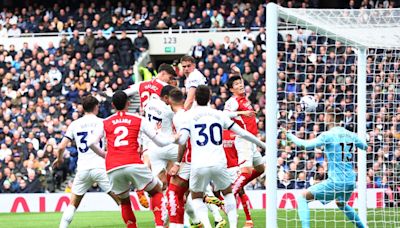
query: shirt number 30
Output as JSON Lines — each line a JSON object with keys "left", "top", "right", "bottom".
{"left": 194, "top": 123, "right": 223, "bottom": 146}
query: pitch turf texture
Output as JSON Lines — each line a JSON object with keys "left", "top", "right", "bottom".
{"left": 0, "top": 209, "right": 398, "bottom": 227}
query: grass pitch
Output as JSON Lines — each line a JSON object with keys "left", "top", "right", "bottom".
{"left": 0, "top": 208, "right": 398, "bottom": 227}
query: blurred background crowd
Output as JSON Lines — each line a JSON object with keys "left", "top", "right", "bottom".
{"left": 0, "top": 0, "right": 399, "bottom": 205}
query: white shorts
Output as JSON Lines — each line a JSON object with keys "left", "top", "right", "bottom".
{"left": 177, "top": 162, "right": 191, "bottom": 181}
{"left": 107, "top": 164, "right": 159, "bottom": 195}
{"left": 148, "top": 144, "right": 178, "bottom": 176}
{"left": 227, "top": 167, "right": 240, "bottom": 184}
{"left": 235, "top": 136, "right": 264, "bottom": 168}
{"left": 190, "top": 165, "right": 231, "bottom": 193}
{"left": 72, "top": 168, "right": 112, "bottom": 195}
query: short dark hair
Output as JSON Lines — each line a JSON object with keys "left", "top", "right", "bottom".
{"left": 158, "top": 63, "right": 177, "bottom": 77}
{"left": 112, "top": 90, "right": 128, "bottom": 110}
{"left": 180, "top": 55, "right": 195, "bottom": 63}
{"left": 168, "top": 88, "right": 184, "bottom": 103}
{"left": 161, "top": 85, "right": 175, "bottom": 97}
{"left": 195, "top": 85, "right": 211, "bottom": 106}
{"left": 82, "top": 95, "right": 99, "bottom": 113}
{"left": 227, "top": 75, "right": 242, "bottom": 89}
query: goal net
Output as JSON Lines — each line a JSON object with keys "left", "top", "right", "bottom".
{"left": 266, "top": 4, "right": 400, "bottom": 228}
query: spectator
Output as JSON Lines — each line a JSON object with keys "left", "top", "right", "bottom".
{"left": 133, "top": 30, "right": 149, "bottom": 60}
{"left": 119, "top": 31, "right": 134, "bottom": 69}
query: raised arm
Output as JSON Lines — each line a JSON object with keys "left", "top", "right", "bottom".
{"left": 354, "top": 134, "right": 368, "bottom": 150}
{"left": 230, "top": 124, "right": 266, "bottom": 150}
{"left": 184, "top": 87, "right": 196, "bottom": 110}
{"left": 141, "top": 119, "right": 175, "bottom": 147}
{"left": 286, "top": 131, "right": 325, "bottom": 150}
{"left": 123, "top": 83, "right": 140, "bottom": 97}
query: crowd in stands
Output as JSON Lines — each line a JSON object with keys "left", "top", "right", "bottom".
{"left": 0, "top": 0, "right": 399, "bottom": 196}
{"left": 0, "top": 0, "right": 398, "bottom": 37}
{"left": 272, "top": 28, "right": 400, "bottom": 200}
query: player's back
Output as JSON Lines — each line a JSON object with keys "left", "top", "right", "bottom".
{"left": 323, "top": 126, "right": 368, "bottom": 183}
{"left": 66, "top": 114, "right": 105, "bottom": 171}
{"left": 224, "top": 95, "right": 258, "bottom": 135}
{"left": 103, "top": 111, "right": 143, "bottom": 171}
{"left": 144, "top": 97, "right": 174, "bottom": 136}
{"left": 139, "top": 79, "right": 167, "bottom": 108}
{"left": 185, "top": 106, "right": 233, "bottom": 168}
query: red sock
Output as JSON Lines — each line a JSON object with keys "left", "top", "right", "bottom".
{"left": 150, "top": 192, "right": 164, "bottom": 226}
{"left": 240, "top": 193, "right": 252, "bottom": 221}
{"left": 167, "top": 183, "right": 187, "bottom": 224}
{"left": 232, "top": 172, "right": 252, "bottom": 194}
{"left": 121, "top": 200, "right": 137, "bottom": 228}
{"left": 232, "top": 170, "right": 263, "bottom": 194}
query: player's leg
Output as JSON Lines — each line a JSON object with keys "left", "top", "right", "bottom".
{"left": 190, "top": 167, "right": 213, "bottom": 228}
{"left": 336, "top": 183, "right": 365, "bottom": 228}
{"left": 60, "top": 170, "right": 92, "bottom": 228}
{"left": 296, "top": 190, "right": 314, "bottom": 228}
{"left": 215, "top": 166, "right": 237, "bottom": 228}
{"left": 92, "top": 168, "right": 121, "bottom": 205}
{"left": 238, "top": 188, "right": 253, "bottom": 228}
{"left": 59, "top": 193, "right": 83, "bottom": 228}
{"left": 131, "top": 164, "right": 165, "bottom": 228}
{"left": 205, "top": 185, "right": 225, "bottom": 227}
{"left": 167, "top": 162, "right": 190, "bottom": 227}
{"left": 108, "top": 168, "right": 138, "bottom": 228}
{"left": 232, "top": 139, "right": 264, "bottom": 194}
{"left": 297, "top": 181, "right": 335, "bottom": 228}
{"left": 137, "top": 145, "right": 151, "bottom": 208}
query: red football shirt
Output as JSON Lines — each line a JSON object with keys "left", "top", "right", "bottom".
{"left": 223, "top": 130, "right": 239, "bottom": 168}
{"left": 224, "top": 95, "right": 258, "bottom": 135}
{"left": 103, "top": 111, "right": 143, "bottom": 171}
{"left": 138, "top": 79, "right": 167, "bottom": 108}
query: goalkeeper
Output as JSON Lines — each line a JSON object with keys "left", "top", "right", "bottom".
{"left": 282, "top": 107, "right": 367, "bottom": 228}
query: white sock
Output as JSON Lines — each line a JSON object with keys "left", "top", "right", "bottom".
{"left": 59, "top": 205, "right": 76, "bottom": 228}
{"left": 206, "top": 203, "right": 223, "bottom": 222}
{"left": 185, "top": 194, "right": 200, "bottom": 224}
{"left": 224, "top": 193, "right": 238, "bottom": 228}
{"left": 191, "top": 198, "right": 212, "bottom": 228}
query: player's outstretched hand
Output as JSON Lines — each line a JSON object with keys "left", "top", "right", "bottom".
{"left": 230, "top": 64, "right": 241, "bottom": 75}
{"left": 52, "top": 158, "right": 63, "bottom": 169}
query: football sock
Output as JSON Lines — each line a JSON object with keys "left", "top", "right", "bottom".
{"left": 151, "top": 192, "right": 164, "bottom": 226}
{"left": 121, "top": 200, "right": 137, "bottom": 228}
{"left": 297, "top": 195, "right": 310, "bottom": 228}
{"left": 240, "top": 193, "right": 252, "bottom": 221}
{"left": 167, "top": 183, "right": 186, "bottom": 224}
{"left": 338, "top": 204, "right": 365, "bottom": 228}
{"left": 224, "top": 193, "right": 238, "bottom": 228}
{"left": 191, "top": 198, "right": 212, "bottom": 228}
{"left": 59, "top": 204, "right": 76, "bottom": 228}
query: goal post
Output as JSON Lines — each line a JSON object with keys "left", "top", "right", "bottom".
{"left": 266, "top": 3, "right": 400, "bottom": 227}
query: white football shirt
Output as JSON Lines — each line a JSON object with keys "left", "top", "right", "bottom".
{"left": 64, "top": 114, "right": 106, "bottom": 171}
{"left": 185, "top": 69, "right": 207, "bottom": 91}
{"left": 182, "top": 106, "right": 235, "bottom": 168}
{"left": 144, "top": 97, "right": 174, "bottom": 136}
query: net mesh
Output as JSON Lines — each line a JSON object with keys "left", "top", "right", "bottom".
{"left": 275, "top": 6, "right": 400, "bottom": 228}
